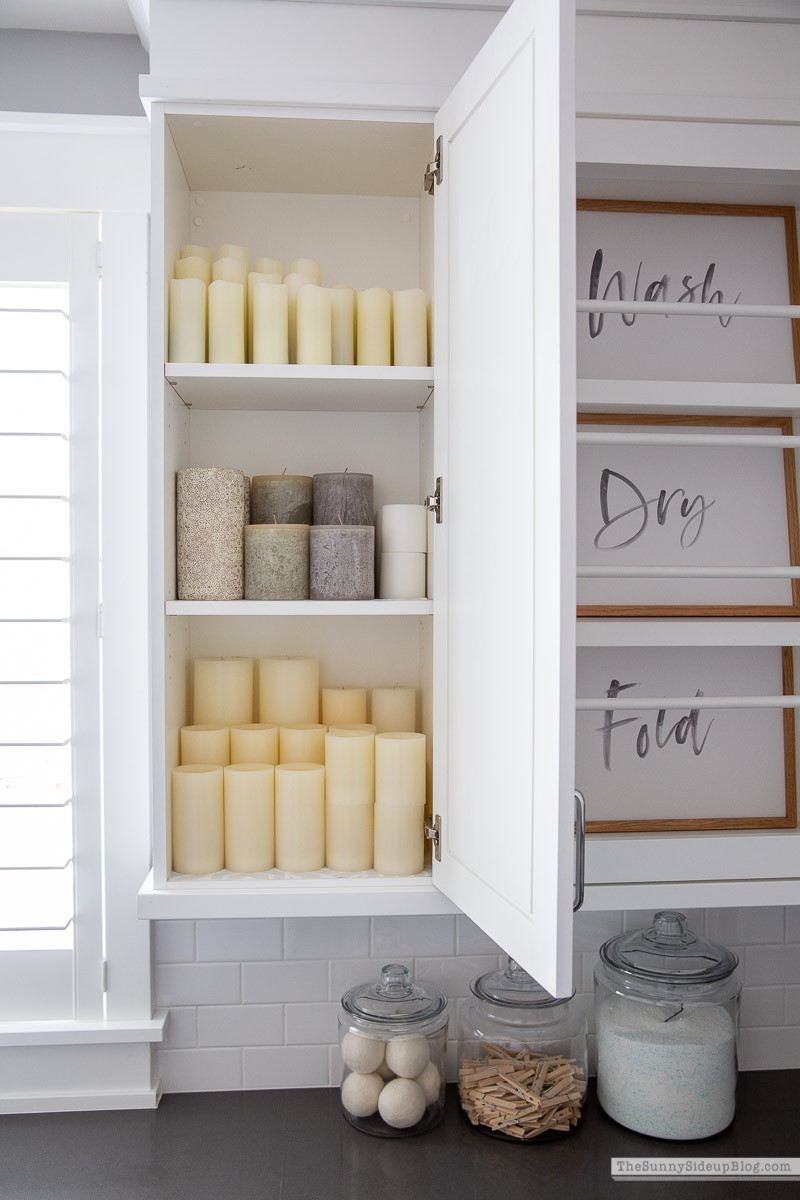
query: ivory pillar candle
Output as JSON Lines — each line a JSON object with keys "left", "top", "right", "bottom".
{"left": 296, "top": 284, "right": 332, "bottom": 365}
{"left": 208, "top": 279, "right": 245, "bottom": 363}
{"left": 275, "top": 763, "right": 325, "bottom": 871}
{"left": 379, "top": 552, "right": 426, "bottom": 599}
{"left": 373, "top": 805, "right": 424, "bottom": 875}
{"left": 393, "top": 288, "right": 428, "bottom": 366}
{"left": 310, "top": 526, "right": 375, "bottom": 601}
{"left": 230, "top": 723, "right": 279, "bottom": 765}
{"left": 331, "top": 285, "right": 355, "bottom": 365}
{"left": 321, "top": 687, "right": 367, "bottom": 727}
{"left": 324, "top": 729, "right": 374, "bottom": 806}
{"left": 252, "top": 282, "right": 289, "bottom": 365}
{"left": 375, "top": 733, "right": 426, "bottom": 807}
{"left": 180, "top": 244, "right": 213, "bottom": 264}
{"left": 370, "top": 687, "right": 417, "bottom": 733}
{"left": 171, "top": 764, "right": 224, "bottom": 874}
{"left": 279, "top": 723, "right": 326, "bottom": 765}
{"left": 177, "top": 469, "right": 247, "bottom": 600}
{"left": 168, "top": 278, "right": 206, "bottom": 363}
{"left": 212, "top": 256, "right": 248, "bottom": 287}
{"left": 244, "top": 524, "right": 310, "bottom": 600}
{"left": 248, "top": 271, "right": 283, "bottom": 360}
{"left": 193, "top": 657, "right": 254, "bottom": 727}
{"left": 290, "top": 257, "right": 322, "bottom": 285}
{"left": 379, "top": 505, "right": 428, "bottom": 553}
{"left": 357, "top": 288, "right": 391, "bottom": 366}
{"left": 217, "top": 244, "right": 250, "bottom": 266}
{"left": 254, "top": 256, "right": 285, "bottom": 278}
{"left": 180, "top": 724, "right": 230, "bottom": 766}
{"left": 328, "top": 723, "right": 377, "bottom": 735}
{"left": 312, "top": 472, "right": 374, "bottom": 527}
{"left": 223, "top": 763, "right": 275, "bottom": 871}
{"left": 326, "top": 804, "right": 373, "bottom": 871}
{"left": 285, "top": 272, "right": 316, "bottom": 363}
{"left": 259, "top": 656, "right": 319, "bottom": 725}
{"left": 252, "top": 475, "right": 312, "bottom": 526}
{"left": 175, "top": 255, "right": 211, "bottom": 285}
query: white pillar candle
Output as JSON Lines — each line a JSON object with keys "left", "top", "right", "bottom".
{"left": 326, "top": 804, "right": 373, "bottom": 871}
{"left": 285, "top": 272, "right": 316, "bottom": 363}
{"left": 180, "top": 244, "right": 213, "bottom": 264}
{"left": 275, "top": 763, "right": 325, "bottom": 871}
{"left": 230, "top": 723, "right": 279, "bottom": 765}
{"left": 328, "top": 723, "right": 377, "bottom": 735}
{"left": 208, "top": 279, "right": 245, "bottom": 363}
{"left": 168, "top": 278, "right": 206, "bottom": 363}
{"left": 379, "top": 505, "right": 428, "bottom": 554}
{"left": 252, "top": 475, "right": 313, "bottom": 525}
{"left": 373, "top": 805, "right": 424, "bottom": 876}
{"left": 177, "top": 468, "right": 247, "bottom": 600}
{"left": 180, "top": 724, "right": 230, "bottom": 766}
{"left": 252, "top": 282, "right": 289, "bottom": 365}
{"left": 296, "top": 284, "right": 332, "bottom": 365}
{"left": 254, "top": 256, "right": 285, "bottom": 278}
{"left": 279, "top": 723, "right": 327, "bottom": 765}
{"left": 259, "top": 656, "right": 319, "bottom": 725}
{"left": 248, "top": 271, "right": 283, "bottom": 360}
{"left": 375, "top": 733, "right": 426, "bottom": 807}
{"left": 371, "top": 687, "right": 417, "bottom": 734}
{"left": 175, "top": 255, "right": 211, "bottom": 285}
{"left": 217, "top": 244, "right": 250, "bottom": 267}
{"left": 290, "top": 257, "right": 322, "bottom": 285}
{"left": 379, "top": 552, "right": 426, "bottom": 599}
{"left": 357, "top": 288, "right": 392, "bottom": 366}
{"left": 324, "top": 729, "right": 374, "bottom": 806}
{"left": 223, "top": 763, "right": 275, "bottom": 872}
{"left": 212, "top": 256, "right": 248, "bottom": 287}
{"left": 321, "top": 687, "right": 367, "bottom": 727}
{"left": 245, "top": 523, "right": 310, "bottom": 601}
{"left": 171, "top": 764, "right": 224, "bottom": 875}
{"left": 393, "top": 288, "right": 428, "bottom": 366}
{"left": 193, "top": 657, "right": 254, "bottom": 727}
{"left": 331, "top": 285, "right": 355, "bottom": 365}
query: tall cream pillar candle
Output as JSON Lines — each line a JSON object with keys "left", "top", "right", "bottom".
{"left": 217, "top": 244, "right": 250, "bottom": 267}
{"left": 326, "top": 804, "right": 373, "bottom": 871}
{"left": 290, "top": 257, "right": 322, "bottom": 285}
{"left": 275, "top": 763, "right": 325, "bottom": 871}
{"left": 180, "top": 724, "right": 230, "bottom": 766}
{"left": 252, "top": 282, "right": 289, "bottom": 365}
{"left": 223, "top": 763, "right": 275, "bottom": 871}
{"left": 254, "top": 256, "right": 285, "bottom": 278}
{"left": 379, "top": 552, "right": 427, "bottom": 599}
{"left": 331, "top": 285, "right": 355, "bottom": 365}
{"left": 180, "top": 244, "right": 213, "bottom": 264}
{"left": 370, "top": 687, "right": 417, "bottom": 733}
{"left": 375, "top": 732, "right": 426, "bottom": 807}
{"left": 373, "top": 805, "right": 424, "bottom": 875}
{"left": 324, "top": 729, "right": 374, "bottom": 806}
{"left": 285, "top": 272, "right": 316, "bottom": 363}
{"left": 175, "top": 255, "right": 211, "bottom": 285}
{"left": 279, "top": 723, "right": 326, "bottom": 765}
{"left": 321, "top": 687, "right": 367, "bottom": 727}
{"left": 357, "top": 288, "right": 391, "bottom": 366}
{"left": 169, "top": 278, "right": 206, "bottom": 363}
{"left": 259, "top": 656, "right": 319, "bottom": 725}
{"left": 171, "top": 764, "right": 224, "bottom": 874}
{"left": 212, "top": 256, "right": 248, "bottom": 287}
{"left": 393, "top": 288, "right": 428, "bottom": 366}
{"left": 230, "top": 723, "right": 279, "bottom": 765}
{"left": 248, "top": 271, "right": 283, "bottom": 360}
{"left": 208, "top": 279, "right": 245, "bottom": 363}
{"left": 296, "top": 284, "right": 332, "bottom": 365}
{"left": 379, "top": 505, "right": 428, "bottom": 553}
{"left": 193, "top": 657, "right": 254, "bottom": 726}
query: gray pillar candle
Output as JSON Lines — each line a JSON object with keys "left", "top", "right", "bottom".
{"left": 312, "top": 472, "right": 374, "bottom": 527}
{"left": 177, "top": 467, "right": 246, "bottom": 600}
{"left": 252, "top": 475, "right": 313, "bottom": 525}
{"left": 245, "top": 524, "right": 310, "bottom": 600}
{"left": 310, "top": 526, "right": 375, "bottom": 600}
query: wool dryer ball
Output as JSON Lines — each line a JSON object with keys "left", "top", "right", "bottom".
{"left": 341, "top": 1071, "right": 385, "bottom": 1118}
{"left": 415, "top": 1060, "right": 441, "bottom": 1105}
{"left": 384, "top": 1035, "right": 429, "bottom": 1078}
{"left": 377, "top": 1078, "right": 427, "bottom": 1129}
{"left": 341, "top": 1031, "right": 386, "bottom": 1074}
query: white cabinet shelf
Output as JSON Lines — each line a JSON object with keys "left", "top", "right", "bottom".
{"left": 166, "top": 600, "right": 433, "bottom": 617}
{"left": 578, "top": 620, "right": 800, "bottom": 648}
{"left": 578, "top": 378, "right": 800, "bottom": 416}
{"left": 165, "top": 364, "right": 433, "bottom": 412}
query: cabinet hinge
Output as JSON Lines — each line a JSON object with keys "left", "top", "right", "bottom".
{"left": 424, "top": 136, "right": 443, "bottom": 196}
{"left": 97, "top": 603, "right": 103, "bottom": 638}
{"left": 424, "top": 814, "right": 441, "bottom": 861}
{"left": 96, "top": 241, "right": 104, "bottom": 277}
{"left": 424, "top": 477, "right": 443, "bottom": 524}
{"left": 101, "top": 960, "right": 108, "bottom": 992}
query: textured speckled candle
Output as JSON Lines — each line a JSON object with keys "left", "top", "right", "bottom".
{"left": 310, "top": 526, "right": 375, "bottom": 601}
{"left": 230, "top": 723, "right": 279, "bottom": 765}
{"left": 312, "top": 473, "right": 373, "bottom": 527}
{"left": 259, "top": 656, "right": 319, "bottom": 726}
{"left": 171, "top": 764, "right": 224, "bottom": 875}
{"left": 252, "top": 475, "right": 313, "bottom": 526}
{"left": 321, "top": 687, "right": 367, "bottom": 727}
{"left": 223, "top": 763, "right": 275, "bottom": 872}
{"left": 177, "top": 468, "right": 246, "bottom": 600}
{"left": 244, "top": 524, "right": 309, "bottom": 600}
{"left": 193, "top": 657, "right": 254, "bottom": 727}
{"left": 180, "top": 724, "right": 230, "bottom": 766}
{"left": 370, "top": 687, "right": 417, "bottom": 733}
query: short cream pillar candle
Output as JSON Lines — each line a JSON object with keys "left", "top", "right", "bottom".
{"left": 379, "top": 505, "right": 428, "bottom": 554}
{"left": 181, "top": 244, "right": 213, "bottom": 264}
{"left": 248, "top": 271, "right": 283, "bottom": 360}
{"left": 327, "top": 804, "right": 373, "bottom": 872}
{"left": 223, "top": 763, "right": 275, "bottom": 871}
{"left": 392, "top": 288, "right": 428, "bottom": 366}
{"left": 373, "top": 805, "right": 424, "bottom": 875}
{"left": 230, "top": 723, "right": 279, "bottom": 765}
{"left": 279, "top": 723, "right": 326, "bottom": 765}
{"left": 212, "top": 256, "right": 248, "bottom": 287}
{"left": 171, "top": 764, "right": 224, "bottom": 874}
{"left": 285, "top": 272, "right": 316, "bottom": 363}
{"left": 252, "top": 282, "right": 289, "bottom": 365}
{"left": 169, "top": 278, "right": 206, "bottom": 363}
{"left": 324, "top": 729, "right": 374, "bottom": 806}
{"left": 370, "top": 687, "right": 417, "bottom": 734}
{"left": 296, "top": 284, "right": 332, "bottom": 365}
{"left": 328, "top": 723, "right": 377, "bottom": 735}
{"left": 375, "top": 732, "right": 426, "bottom": 807}
{"left": 290, "top": 257, "right": 322, "bottom": 285}
{"left": 275, "top": 763, "right": 325, "bottom": 871}
{"left": 259, "top": 656, "right": 319, "bottom": 725}
{"left": 379, "top": 552, "right": 426, "bottom": 599}
{"left": 321, "top": 687, "right": 367, "bottom": 727}
{"left": 357, "top": 288, "right": 392, "bottom": 366}
{"left": 254, "top": 256, "right": 284, "bottom": 278}
{"left": 180, "top": 724, "right": 230, "bottom": 766}
{"left": 331, "top": 285, "right": 355, "bottom": 365}
{"left": 208, "top": 279, "right": 245, "bottom": 363}
{"left": 193, "top": 657, "right": 254, "bottom": 727}
{"left": 217, "top": 244, "right": 250, "bottom": 266}
{"left": 252, "top": 475, "right": 312, "bottom": 526}
{"left": 245, "top": 523, "right": 310, "bottom": 600}
{"left": 175, "top": 255, "right": 211, "bottom": 285}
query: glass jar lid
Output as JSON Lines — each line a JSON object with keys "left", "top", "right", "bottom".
{"left": 471, "top": 958, "right": 574, "bottom": 1007}
{"left": 600, "top": 911, "right": 739, "bottom": 985}
{"left": 341, "top": 963, "right": 447, "bottom": 1025}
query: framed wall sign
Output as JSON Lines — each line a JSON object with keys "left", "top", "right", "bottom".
{"left": 577, "top": 200, "right": 800, "bottom": 384}
{"left": 577, "top": 413, "right": 800, "bottom": 617}
{"left": 576, "top": 645, "right": 797, "bottom": 833}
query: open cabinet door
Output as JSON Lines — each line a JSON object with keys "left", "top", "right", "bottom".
{"left": 431, "top": 0, "right": 576, "bottom": 997}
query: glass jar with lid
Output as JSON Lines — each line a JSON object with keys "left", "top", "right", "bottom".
{"left": 594, "top": 910, "right": 741, "bottom": 1141}
{"left": 338, "top": 963, "right": 448, "bottom": 1137}
{"left": 457, "top": 958, "right": 588, "bottom": 1142}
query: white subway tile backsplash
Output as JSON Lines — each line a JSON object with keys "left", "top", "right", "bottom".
{"left": 284, "top": 917, "right": 370, "bottom": 960}
{"left": 196, "top": 919, "right": 282, "bottom": 962}
{"left": 573, "top": 910, "right": 624, "bottom": 951}
{"left": 157, "top": 1048, "right": 243, "bottom": 1093}
{"left": 328, "top": 1042, "right": 343, "bottom": 1086}
{"left": 455, "top": 915, "right": 503, "bottom": 956}
{"left": 328, "top": 957, "right": 387, "bottom": 1001}
{"left": 707, "top": 907, "right": 785, "bottom": 947}
{"left": 740, "top": 987, "right": 785, "bottom": 1029}
{"left": 198, "top": 1004, "right": 284, "bottom": 1048}
{"left": 155, "top": 963, "right": 241, "bottom": 1007}
{"left": 243, "top": 1045, "right": 330, "bottom": 1089}
{"left": 160, "top": 1007, "right": 198, "bottom": 1050}
{"left": 739, "top": 1026, "right": 800, "bottom": 1071}
{"left": 285, "top": 1002, "right": 340, "bottom": 1046}
{"left": 412, "top": 954, "right": 501, "bottom": 998}
{"left": 787, "top": 908, "right": 800, "bottom": 943}
{"left": 243, "top": 960, "right": 328, "bottom": 1004}
{"left": 372, "top": 915, "right": 455, "bottom": 958}
{"left": 154, "top": 921, "right": 195, "bottom": 964}
{"left": 746, "top": 945, "right": 800, "bottom": 987}
{"left": 785, "top": 987, "right": 800, "bottom": 1025}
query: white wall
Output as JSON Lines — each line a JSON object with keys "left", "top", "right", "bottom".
{"left": 0, "top": 32, "right": 148, "bottom": 117}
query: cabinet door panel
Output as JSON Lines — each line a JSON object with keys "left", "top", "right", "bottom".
{"left": 432, "top": 0, "right": 576, "bottom": 996}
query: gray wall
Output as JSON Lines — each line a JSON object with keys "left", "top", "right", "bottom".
{"left": 0, "top": 31, "right": 148, "bottom": 116}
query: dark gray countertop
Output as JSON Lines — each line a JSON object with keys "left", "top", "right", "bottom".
{"left": 2, "top": 1075, "right": 799, "bottom": 1200}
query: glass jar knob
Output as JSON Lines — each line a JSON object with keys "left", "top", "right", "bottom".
{"left": 377, "top": 963, "right": 412, "bottom": 997}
